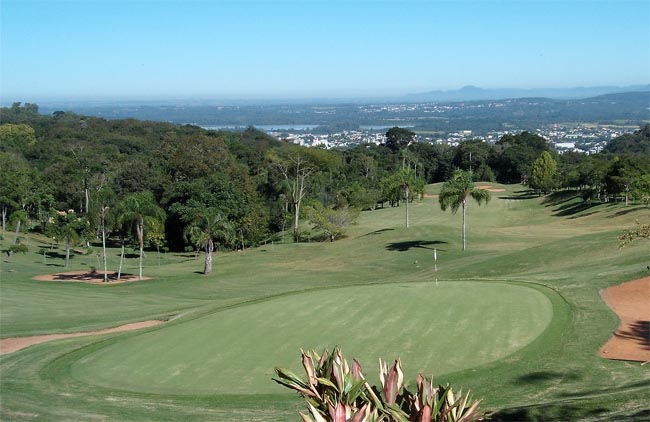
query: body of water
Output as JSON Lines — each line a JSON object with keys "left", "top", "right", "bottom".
{"left": 200, "top": 124, "right": 320, "bottom": 131}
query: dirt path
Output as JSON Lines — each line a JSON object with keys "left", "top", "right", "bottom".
{"left": 599, "top": 277, "right": 650, "bottom": 363}
{"left": 0, "top": 320, "right": 164, "bottom": 356}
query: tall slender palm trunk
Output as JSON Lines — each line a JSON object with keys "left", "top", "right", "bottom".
{"left": 204, "top": 238, "right": 214, "bottom": 275}
{"left": 118, "top": 235, "right": 125, "bottom": 280}
{"left": 462, "top": 199, "right": 467, "bottom": 251}
{"left": 405, "top": 188, "right": 410, "bottom": 228}
{"left": 65, "top": 236, "right": 71, "bottom": 268}
{"left": 293, "top": 201, "right": 300, "bottom": 242}
{"left": 101, "top": 218, "right": 108, "bottom": 282}
{"left": 13, "top": 220, "right": 21, "bottom": 244}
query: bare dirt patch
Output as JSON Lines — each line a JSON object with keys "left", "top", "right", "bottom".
{"left": 599, "top": 277, "right": 650, "bottom": 363}
{"left": 423, "top": 194, "right": 439, "bottom": 199}
{"left": 32, "top": 270, "right": 152, "bottom": 284}
{"left": 0, "top": 320, "right": 165, "bottom": 356}
{"left": 475, "top": 185, "right": 506, "bottom": 192}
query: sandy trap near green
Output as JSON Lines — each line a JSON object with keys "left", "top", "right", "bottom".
{"left": 71, "top": 281, "right": 553, "bottom": 395}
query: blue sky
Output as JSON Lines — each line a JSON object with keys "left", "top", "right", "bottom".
{"left": 1, "top": 0, "right": 649, "bottom": 101}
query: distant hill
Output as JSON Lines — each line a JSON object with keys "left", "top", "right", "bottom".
{"left": 406, "top": 84, "right": 650, "bottom": 102}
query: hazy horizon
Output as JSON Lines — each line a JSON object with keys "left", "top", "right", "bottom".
{"left": 2, "top": 0, "right": 649, "bottom": 102}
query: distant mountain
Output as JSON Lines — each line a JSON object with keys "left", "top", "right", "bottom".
{"left": 406, "top": 84, "right": 650, "bottom": 102}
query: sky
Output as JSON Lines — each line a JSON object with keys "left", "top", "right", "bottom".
{"left": 1, "top": 0, "right": 649, "bottom": 102}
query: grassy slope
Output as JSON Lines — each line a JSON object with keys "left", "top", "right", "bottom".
{"left": 1, "top": 184, "right": 649, "bottom": 421}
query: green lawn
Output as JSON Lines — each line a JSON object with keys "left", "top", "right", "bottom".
{"left": 70, "top": 282, "right": 553, "bottom": 395}
{"left": 1, "top": 184, "right": 649, "bottom": 421}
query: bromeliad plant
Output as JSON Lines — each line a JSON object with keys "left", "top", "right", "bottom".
{"left": 273, "top": 348, "right": 380, "bottom": 422}
{"left": 273, "top": 348, "right": 483, "bottom": 422}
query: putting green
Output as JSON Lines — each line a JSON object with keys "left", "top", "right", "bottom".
{"left": 71, "top": 281, "right": 553, "bottom": 394}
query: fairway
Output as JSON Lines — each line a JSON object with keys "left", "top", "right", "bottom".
{"left": 70, "top": 282, "right": 553, "bottom": 394}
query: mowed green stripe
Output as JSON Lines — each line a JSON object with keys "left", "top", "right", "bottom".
{"left": 70, "top": 281, "right": 552, "bottom": 394}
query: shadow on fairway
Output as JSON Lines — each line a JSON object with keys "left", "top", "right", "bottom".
{"left": 499, "top": 189, "right": 539, "bottom": 200}
{"left": 557, "top": 380, "right": 649, "bottom": 399}
{"left": 491, "top": 380, "right": 650, "bottom": 421}
{"left": 41, "top": 251, "right": 68, "bottom": 260}
{"left": 541, "top": 190, "right": 579, "bottom": 206}
{"left": 358, "top": 228, "right": 395, "bottom": 238}
{"left": 552, "top": 202, "right": 602, "bottom": 217}
{"left": 385, "top": 240, "right": 447, "bottom": 252}
{"left": 515, "top": 371, "right": 581, "bottom": 385}
{"left": 489, "top": 403, "right": 626, "bottom": 421}
{"left": 608, "top": 205, "right": 646, "bottom": 218}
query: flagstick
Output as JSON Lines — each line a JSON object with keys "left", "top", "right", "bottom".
{"left": 434, "top": 248, "right": 438, "bottom": 286}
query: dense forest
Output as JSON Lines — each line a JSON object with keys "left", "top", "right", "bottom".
{"left": 1, "top": 102, "right": 648, "bottom": 259}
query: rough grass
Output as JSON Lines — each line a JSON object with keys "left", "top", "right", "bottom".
{"left": 1, "top": 184, "right": 649, "bottom": 421}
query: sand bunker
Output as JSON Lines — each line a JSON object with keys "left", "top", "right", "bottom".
{"left": 599, "top": 277, "right": 650, "bottom": 363}
{"left": 33, "top": 270, "right": 152, "bottom": 284}
{"left": 475, "top": 185, "right": 506, "bottom": 192}
{"left": 0, "top": 320, "right": 164, "bottom": 356}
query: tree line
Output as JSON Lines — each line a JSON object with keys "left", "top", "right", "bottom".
{"left": 1, "top": 102, "right": 648, "bottom": 275}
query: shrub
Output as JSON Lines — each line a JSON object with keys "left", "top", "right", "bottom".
{"left": 8, "top": 243, "right": 29, "bottom": 255}
{"left": 274, "top": 347, "right": 482, "bottom": 422}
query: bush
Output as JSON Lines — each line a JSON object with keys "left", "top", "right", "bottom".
{"left": 274, "top": 347, "right": 482, "bottom": 422}
{"left": 8, "top": 243, "right": 28, "bottom": 255}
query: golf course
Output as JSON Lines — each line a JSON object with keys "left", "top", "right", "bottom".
{"left": 1, "top": 183, "right": 648, "bottom": 421}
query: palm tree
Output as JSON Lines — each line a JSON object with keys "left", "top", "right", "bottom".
{"left": 439, "top": 170, "right": 491, "bottom": 251}
{"left": 114, "top": 192, "right": 165, "bottom": 280}
{"left": 46, "top": 209, "right": 87, "bottom": 268}
{"left": 184, "top": 209, "right": 233, "bottom": 275}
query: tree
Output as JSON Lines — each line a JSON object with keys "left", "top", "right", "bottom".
{"left": 396, "top": 167, "right": 423, "bottom": 228}
{"left": 92, "top": 188, "right": 116, "bottom": 282}
{"left": 184, "top": 209, "right": 233, "bottom": 275}
{"left": 9, "top": 209, "right": 28, "bottom": 245}
{"left": 385, "top": 127, "right": 415, "bottom": 153}
{"left": 492, "top": 131, "right": 551, "bottom": 184}
{"left": 0, "top": 153, "right": 33, "bottom": 234}
{"left": 439, "top": 170, "right": 491, "bottom": 251}
{"left": 268, "top": 148, "right": 315, "bottom": 242}
{"left": 114, "top": 192, "right": 165, "bottom": 280}
{"left": 619, "top": 219, "right": 650, "bottom": 270}
{"left": 529, "top": 151, "right": 558, "bottom": 194}
{"left": 630, "top": 174, "right": 650, "bottom": 207}
{"left": 45, "top": 209, "right": 90, "bottom": 268}
{"left": 0, "top": 123, "right": 36, "bottom": 153}
{"left": 604, "top": 124, "right": 650, "bottom": 154}
{"left": 306, "top": 203, "right": 360, "bottom": 242}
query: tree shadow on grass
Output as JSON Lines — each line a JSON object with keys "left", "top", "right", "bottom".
{"left": 515, "top": 371, "right": 581, "bottom": 385}
{"left": 557, "top": 380, "right": 650, "bottom": 399}
{"left": 41, "top": 251, "right": 68, "bottom": 260}
{"left": 616, "top": 320, "right": 650, "bottom": 350}
{"left": 358, "top": 228, "right": 395, "bottom": 238}
{"left": 541, "top": 190, "right": 580, "bottom": 206}
{"left": 551, "top": 202, "right": 604, "bottom": 217}
{"left": 489, "top": 403, "right": 612, "bottom": 421}
{"left": 499, "top": 189, "right": 539, "bottom": 200}
{"left": 492, "top": 377, "right": 650, "bottom": 420}
{"left": 608, "top": 205, "right": 647, "bottom": 218}
{"left": 385, "top": 240, "right": 447, "bottom": 252}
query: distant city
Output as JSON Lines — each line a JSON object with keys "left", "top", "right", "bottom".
{"left": 260, "top": 122, "right": 633, "bottom": 155}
